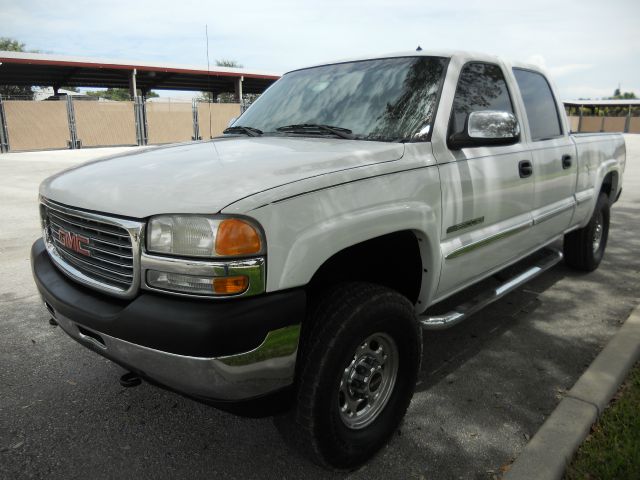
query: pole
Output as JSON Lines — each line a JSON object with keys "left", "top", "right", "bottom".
{"left": 133, "top": 96, "right": 148, "bottom": 146}
{"left": 0, "top": 95, "right": 9, "bottom": 153}
{"left": 129, "top": 69, "right": 138, "bottom": 99}
{"left": 65, "top": 95, "right": 80, "bottom": 149}
{"left": 192, "top": 98, "right": 201, "bottom": 141}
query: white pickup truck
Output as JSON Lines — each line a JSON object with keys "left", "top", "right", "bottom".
{"left": 31, "top": 50, "right": 625, "bottom": 469}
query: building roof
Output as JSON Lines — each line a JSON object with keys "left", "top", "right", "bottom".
{"left": 0, "top": 51, "right": 280, "bottom": 94}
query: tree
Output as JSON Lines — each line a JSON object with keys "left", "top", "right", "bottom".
{"left": 84, "top": 88, "right": 159, "bottom": 101}
{"left": 215, "top": 59, "right": 243, "bottom": 68}
{"left": 0, "top": 37, "right": 35, "bottom": 99}
{"left": 610, "top": 89, "right": 636, "bottom": 100}
{"left": 199, "top": 59, "right": 244, "bottom": 102}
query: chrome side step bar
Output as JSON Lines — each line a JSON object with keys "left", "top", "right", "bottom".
{"left": 419, "top": 248, "right": 563, "bottom": 330}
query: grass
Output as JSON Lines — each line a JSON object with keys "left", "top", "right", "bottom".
{"left": 565, "top": 362, "right": 640, "bottom": 480}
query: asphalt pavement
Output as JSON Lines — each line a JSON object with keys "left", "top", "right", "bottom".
{"left": 1, "top": 138, "right": 639, "bottom": 480}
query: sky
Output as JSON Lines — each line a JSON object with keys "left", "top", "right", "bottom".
{"left": 1, "top": 0, "right": 638, "bottom": 100}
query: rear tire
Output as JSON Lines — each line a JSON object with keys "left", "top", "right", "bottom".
{"left": 564, "top": 192, "right": 610, "bottom": 272}
{"left": 276, "top": 282, "right": 421, "bottom": 470}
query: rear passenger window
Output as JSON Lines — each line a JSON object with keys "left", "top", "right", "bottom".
{"left": 513, "top": 69, "right": 562, "bottom": 140}
{"left": 449, "top": 63, "right": 514, "bottom": 137}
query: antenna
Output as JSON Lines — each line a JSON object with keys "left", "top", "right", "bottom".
{"left": 205, "top": 24, "right": 212, "bottom": 140}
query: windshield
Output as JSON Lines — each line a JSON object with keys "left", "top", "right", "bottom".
{"left": 235, "top": 56, "right": 448, "bottom": 142}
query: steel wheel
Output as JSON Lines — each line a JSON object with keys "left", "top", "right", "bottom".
{"left": 338, "top": 332, "right": 399, "bottom": 430}
{"left": 592, "top": 210, "right": 604, "bottom": 253}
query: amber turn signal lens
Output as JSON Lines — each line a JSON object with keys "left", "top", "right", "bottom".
{"left": 215, "top": 219, "right": 261, "bottom": 256}
{"left": 212, "top": 275, "right": 249, "bottom": 295}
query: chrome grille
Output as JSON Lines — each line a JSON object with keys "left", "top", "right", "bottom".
{"left": 40, "top": 198, "right": 142, "bottom": 299}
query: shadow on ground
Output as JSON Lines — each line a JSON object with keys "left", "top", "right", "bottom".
{"left": 1, "top": 138, "right": 639, "bottom": 480}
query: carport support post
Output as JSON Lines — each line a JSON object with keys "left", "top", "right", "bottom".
{"left": 129, "top": 68, "right": 138, "bottom": 99}
{"left": 625, "top": 105, "right": 631, "bottom": 133}
{"left": 235, "top": 76, "right": 244, "bottom": 111}
{"left": 0, "top": 95, "right": 9, "bottom": 153}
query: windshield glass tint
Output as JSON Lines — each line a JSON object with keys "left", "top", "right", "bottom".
{"left": 237, "top": 56, "right": 448, "bottom": 142}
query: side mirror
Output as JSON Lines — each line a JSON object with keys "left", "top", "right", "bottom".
{"left": 448, "top": 110, "right": 520, "bottom": 150}
{"left": 227, "top": 116, "right": 238, "bottom": 127}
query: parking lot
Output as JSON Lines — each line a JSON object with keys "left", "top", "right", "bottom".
{"left": 1, "top": 137, "right": 639, "bottom": 479}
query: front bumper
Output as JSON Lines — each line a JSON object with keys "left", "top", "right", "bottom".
{"left": 31, "top": 239, "right": 305, "bottom": 401}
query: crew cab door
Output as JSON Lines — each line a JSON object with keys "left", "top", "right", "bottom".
{"left": 511, "top": 68, "right": 577, "bottom": 244}
{"left": 432, "top": 60, "right": 536, "bottom": 298}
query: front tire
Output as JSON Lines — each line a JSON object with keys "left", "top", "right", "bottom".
{"left": 564, "top": 192, "right": 610, "bottom": 272}
{"left": 278, "top": 282, "right": 421, "bottom": 470}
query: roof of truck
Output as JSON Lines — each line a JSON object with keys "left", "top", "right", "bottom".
{"left": 287, "top": 50, "right": 546, "bottom": 75}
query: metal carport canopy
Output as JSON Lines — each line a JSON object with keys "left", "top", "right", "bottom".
{"left": 0, "top": 51, "right": 280, "bottom": 94}
{"left": 563, "top": 99, "right": 640, "bottom": 107}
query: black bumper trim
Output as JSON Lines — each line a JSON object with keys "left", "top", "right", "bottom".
{"left": 31, "top": 239, "right": 305, "bottom": 357}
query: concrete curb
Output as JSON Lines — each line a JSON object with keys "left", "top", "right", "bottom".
{"left": 504, "top": 305, "right": 640, "bottom": 480}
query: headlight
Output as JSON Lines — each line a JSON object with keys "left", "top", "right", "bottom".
{"left": 147, "top": 215, "right": 263, "bottom": 258}
{"left": 146, "top": 271, "right": 250, "bottom": 296}
{"left": 144, "top": 215, "right": 265, "bottom": 297}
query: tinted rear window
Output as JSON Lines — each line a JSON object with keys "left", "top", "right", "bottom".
{"left": 513, "top": 69, "right": 563, "bottom": 140}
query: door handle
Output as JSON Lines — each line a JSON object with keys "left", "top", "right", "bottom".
{"left": 562, "top": 154, "right": 572, "bottom": 169}
{"left": 519, "top": 160, "right": 533, "bottom": 178}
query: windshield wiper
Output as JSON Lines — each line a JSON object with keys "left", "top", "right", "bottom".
{"left": 276, "top": 124, "right": 355, "bottom": 139}
{"left": 223, "top": 125, "right": 263, "bottom": 137}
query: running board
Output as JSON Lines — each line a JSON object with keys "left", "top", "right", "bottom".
{"left": 419, "top": 248, "right": 563, "bottom": 330}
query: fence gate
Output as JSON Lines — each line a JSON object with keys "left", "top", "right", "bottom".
{"left": 146, "top": 101, "right": 193, "bottom": 144}
{"left": 74, "top": 100, "right": 137, "bottom": 147}
{"left": 2, "top": 100, "right": 70, "bottom": 151}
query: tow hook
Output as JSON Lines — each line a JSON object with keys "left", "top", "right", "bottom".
{"left": 120, "top": 372, "right": 142, "bottom": 388}
{"left": 44, "top": 301, "right": 57, "bottom": 326}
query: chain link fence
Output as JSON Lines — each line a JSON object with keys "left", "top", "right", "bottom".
{"left": 0, "top": 95, "right": 242, "bottom": 153}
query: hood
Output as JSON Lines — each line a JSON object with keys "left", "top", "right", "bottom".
{"left": 40, "top": 137, "right": 405, "bottom": 218}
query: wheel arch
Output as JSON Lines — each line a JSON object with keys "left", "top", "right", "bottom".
{"left": 305, "top": 230, "right": 428, "bottom": 307}
{"left": 600, "top": 170, "right": 619, "bottom": 203}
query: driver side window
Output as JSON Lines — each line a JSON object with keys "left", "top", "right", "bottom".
{"left": 449, "top": 63, "right": 514, "bottom": 137}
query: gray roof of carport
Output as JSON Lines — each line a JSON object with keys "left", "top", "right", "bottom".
{"left": 563, "top": 99, "right": 640, "bottom": 107}
{"left": 0, "top": 51, "right": 280, "bottom": 94}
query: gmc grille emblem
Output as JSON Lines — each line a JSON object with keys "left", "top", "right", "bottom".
{"left": 57, "top": 228, "right": 90, "bottom": 256}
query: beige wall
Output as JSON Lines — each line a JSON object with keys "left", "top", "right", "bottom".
{"left": 146, "top": 102, "right": 193, "bottom": 144}
{"left": 4, "top": 101, "right": 70, "bottom": 151}
{"left": 630, "top": 117, "right": 640, "bottom": 134}
{"left": 602, "top": 117, "right": 626, "bottom": 133}
{"left": 568, "top": 115, "right": 634, "bottom": 133}
{"left": 579, "top": 116, "right": 604, "bottom": 133}
{"left": 568, "top": 116, "right": 579, "bottom": 132}
{"left": 197, "top": 103, "right": 241, "bottom": 139}
{"left": 74, "top": 101, "right": 137, "bottom": 147}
